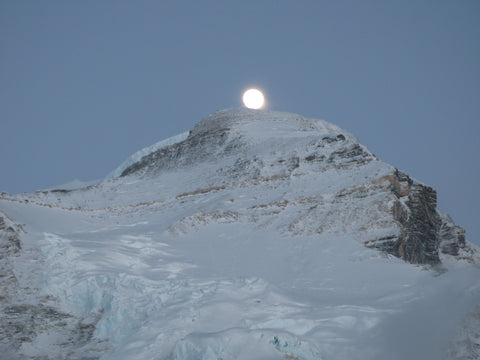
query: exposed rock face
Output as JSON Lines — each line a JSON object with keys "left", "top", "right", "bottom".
{"left": 439, "top": 214, "right": 466, "bottom": 256}
{"left": 0, "top": 214, "right": 22, "bottom": 256}
{"left": 363, "top": 169, "right": 470, "bottom": 265}
{"left": 0, "top": 213, "right": 23, "bottom": 314}
{"left": 121, "top": 126, "right": 230, "bottom": 177}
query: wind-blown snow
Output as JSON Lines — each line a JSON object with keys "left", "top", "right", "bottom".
{"left": 104, "top": 131, "right": 189, "bottom": 180}
{"left": 43, "top": 179, "right": 100, "bottom": 191}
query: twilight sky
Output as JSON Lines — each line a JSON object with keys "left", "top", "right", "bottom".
{"left": 1, "top": 1, "right": 479, "bottom": 245}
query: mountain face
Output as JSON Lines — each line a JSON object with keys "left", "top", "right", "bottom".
{"left": 119, "top": 109, "right": 470, "bottom": 266}
{"left": 1, "top": 108, "right": 479, "bottom": 360}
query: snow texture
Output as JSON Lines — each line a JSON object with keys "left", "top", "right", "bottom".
{"left": 1, "top": 108, "right": 479, "bottom": 360}
{"left": 104, "top": 131, "right": 189, "bottom": 180}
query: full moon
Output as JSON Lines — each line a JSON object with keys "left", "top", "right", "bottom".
{"left": 242, "top": 88, "right": 265, "bottom": 109}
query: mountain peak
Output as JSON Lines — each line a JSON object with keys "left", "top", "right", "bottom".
{"left": 13, "top": 108, "right": 474, "bottom": 266}
{"left": 1, "top": 108, "right": 479, "bottom": 359}
{"left": 192, "top": 108, "right": 314, "bottom": 135}
{"left": 191, "top": 107, "right": 356, "bottom": 140}
{"left": 120, "top": 108, "right": 360, "bottom": 178}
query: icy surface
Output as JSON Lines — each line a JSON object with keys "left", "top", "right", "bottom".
{"left": 1, "top": 109, "right": 479, "bottom": 359}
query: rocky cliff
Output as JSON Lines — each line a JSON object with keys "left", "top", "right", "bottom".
{"left": 365, "top": 169, "right": 470, "bottom": 265}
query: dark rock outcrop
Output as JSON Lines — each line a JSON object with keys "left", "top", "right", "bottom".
{"left": 366, "top": 169, "right": 468, "bottom": 265}
{"left": 0, "top": 215, "right": 22, "bottom": 257}
{"left": 438, "top": 214, "right": 466, "bottom": 256}
{"left": 121, "top": 128, "right": 232, "bottom": 177}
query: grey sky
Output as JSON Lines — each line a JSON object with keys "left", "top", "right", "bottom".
{"left": 1, "top": 1, "right": 479, "bottom": 245}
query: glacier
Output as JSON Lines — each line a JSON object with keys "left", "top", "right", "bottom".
{"left": 1, "top": 108, "right": 479, "bottom": 360}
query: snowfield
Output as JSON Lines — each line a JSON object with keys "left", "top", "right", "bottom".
{"left": 1, "top": 108, "right": 479, "bottom": 359}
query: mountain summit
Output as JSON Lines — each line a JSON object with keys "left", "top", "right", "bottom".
{"left": 1, "top": 108, "right": 479, "bottom": 359}
{"left": 113, "top": 108, "right": 474, "bottom": 265}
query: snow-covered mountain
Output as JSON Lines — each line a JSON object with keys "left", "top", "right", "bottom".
{"left": 1, "top": 108, "right": 479, "bottom": 359}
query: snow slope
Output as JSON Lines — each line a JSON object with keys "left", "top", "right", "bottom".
{"left": 104, "top": 131, "right": 189, "bottom": 180}
{"left": 1, "top": 108, "right": 479, "bottom": 359}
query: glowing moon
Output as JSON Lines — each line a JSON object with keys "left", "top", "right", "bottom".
{"left": 242, "top": 88, "right": 265, "bottom": 109}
